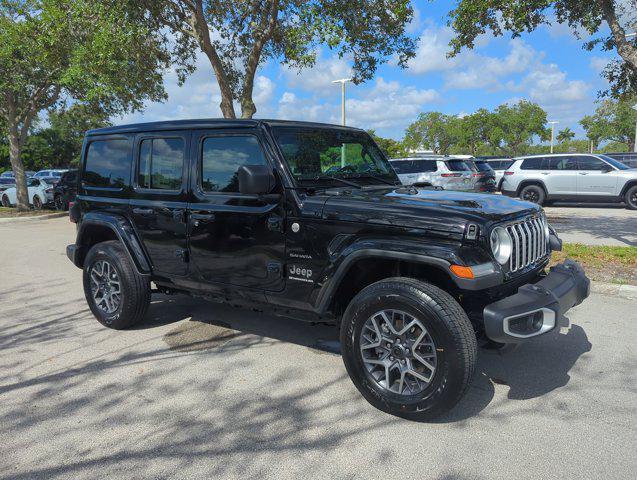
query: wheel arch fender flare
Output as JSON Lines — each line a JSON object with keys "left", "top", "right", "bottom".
{"left": 517, "top": 179, "right": 548, "bottom": 196}
{"left": 620, "top": 180, "right": 637, "bottom": 197}
{"left": 314, "top": 247, "right": 495, "bottom": 315}
{"left": 75, "top": 212, "right": 151, "bottom": 275}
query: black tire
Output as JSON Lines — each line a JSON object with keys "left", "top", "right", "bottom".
{"left": 83, "top": 240, "right": 150, "bottom": 329}
{"left": 625, "top": 185, "right": 637, "bottom": 210}
{"left": 519, "top": 184, "right": 545, "bottom": 205}
{"left": 33, "top": 195, "right": 42, "bottom": 210}
{"left": 1, "top": 195, "right": 10, "bottom": 207}
{"left": 340, "top": 277, "right": 477, "bottom": 421}
{"left": 54, "top": 194, "right": 67, "bottom": 211}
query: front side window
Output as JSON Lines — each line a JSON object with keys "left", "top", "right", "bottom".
{"left": 577, "top": 156, "right": 607, "bottom": 170}
{"left": 201, "top": 135, "right": 266, "bottom": 193}
{"left": 137, "top": 138, "right": 184, "bottom": 190}
{"left": 83, "top": 139, "right": 130, "bottom": 188}
{"left": 272, "top": 127, "right": 397, "bottom": 186}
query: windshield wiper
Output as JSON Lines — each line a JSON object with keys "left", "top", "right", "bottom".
{"left": 343, "top": 173, "right": 398, "bottom": 186}
{"left": 303, "top": 175, "right": 362, "bottom": 189}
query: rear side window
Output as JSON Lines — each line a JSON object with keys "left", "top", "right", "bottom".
{"left": 391, "top": 160, "right": 437, "bottom": 174}
{"left": 547, "top": 157, "right": 578, "bottom": 170}
{"left": 445, "top": 160, "right": 470, "bottom": 172}
{"left": 83, "top": 139, "right": 130, "bottom": 188}
{"left": 521, "top": 157, "right": 545, "bottom": 170}
{"left": 201, "top": 135, "right": 267, "bottom": 193}
{"left": 137, "top": 138, "right": 185, "bottom": 190}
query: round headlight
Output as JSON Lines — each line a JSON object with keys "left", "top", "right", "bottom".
{"left": 490, "top": 226, "right": 512, "bottom": 265}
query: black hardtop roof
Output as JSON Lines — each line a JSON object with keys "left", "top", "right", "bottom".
{"left": 87, "top": 118, "right": 365, "bottom": 136}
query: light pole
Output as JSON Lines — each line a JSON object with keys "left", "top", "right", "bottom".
{"left": 332, "top": 78, "right": 352, "bottom": 166}
{"left": 632, "top": 103, "right": 637, "bottom": 153}
{"left": 548, "top": 121, "right": 559, "bottom": 153}
{"left": 626, "top": 32, "right": 636, "bottom": 39}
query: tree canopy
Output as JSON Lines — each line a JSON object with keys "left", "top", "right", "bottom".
{"left": 148, "top": 0, "right": 416, "bottom": 118}
{"left": 447, "top": 0, "right": 637, "bottom": 97}
{"left": 0, "top": 0, "right": 194, "bottom": 209}
{"left": 581, "top": 95, "right": 637, "bottom": 150}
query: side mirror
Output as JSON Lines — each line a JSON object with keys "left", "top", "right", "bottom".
{"left": 238, "top": 165, "right": 276, "bottom": 195}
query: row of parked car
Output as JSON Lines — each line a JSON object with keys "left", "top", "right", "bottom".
{"left": 389, "top": 152, "right": 637, "bottom": 209}
{"left": 0, "top": 168, "right": 78, "bottom": 210}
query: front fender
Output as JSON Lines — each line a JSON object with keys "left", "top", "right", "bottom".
{"left": 72, "top": 212, "right": 151, "bottom": 274}
{"left": 315, "top": 238, "right": 503, "bottom": 314}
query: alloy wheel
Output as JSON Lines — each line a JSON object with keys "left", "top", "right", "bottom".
{"left": 523, "top": 189, "right": 539, "bottom": 203}
{"left": 359, "top": 309, "right": 437, "bottom": 396}
{"left": 89, "top": 260, "right": 122, "bottom": 314}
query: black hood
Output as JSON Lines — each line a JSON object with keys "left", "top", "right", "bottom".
{"left": 316, "top": 187, "right": 540, "bottom": 235}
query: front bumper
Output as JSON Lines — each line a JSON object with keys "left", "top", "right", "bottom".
{"left": 483, "top": 260, "right": 590, "bottom": 343}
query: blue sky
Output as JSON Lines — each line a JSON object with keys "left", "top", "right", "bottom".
{"left": 120, "top": 1, "right": 619, "bottom": 140}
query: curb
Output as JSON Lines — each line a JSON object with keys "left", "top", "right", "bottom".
{"left": 0, "top": 212, "right": 67, "bottom": 224}
{"left": 591, "top": 281, "right": 637, "bottom": 300}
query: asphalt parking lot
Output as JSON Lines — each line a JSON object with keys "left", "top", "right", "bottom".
{"left": 544, "top": 203, "right": 637, "bottom": 247}
{"left": 1, "top": 217, "right": 636, "bottom": 479}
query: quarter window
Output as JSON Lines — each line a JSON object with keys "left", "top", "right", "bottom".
{"left": 137, "top": 138, "right": 184, "bottom": 190}
{"left": 83, "top": 139, "right": 131, "bottom": 188}
{"left": 201, "top": 135, "right": 267, "bottom": 193}
{"left": 521, "top": 157, "right": 545, "bottom": 170}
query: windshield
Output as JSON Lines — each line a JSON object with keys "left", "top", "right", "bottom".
{"left": 597, "top": 154, "right": 630, "bottom": 170}
{"left": 271, "top": 127, "right": 399, "bottom": 186}
{"left": 446, "top": 160, "right": 471, "bottom": 172}
{"left": 474, "top": 161, "right": 494, "bottom": 172}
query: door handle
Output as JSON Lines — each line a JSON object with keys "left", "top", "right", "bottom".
{"left": 541, "top": 172, "right": 550, "bottom": 175}
{"left": 190, "top": 212, "right": 215, "bottom": 226}
{"left": 578, "top": 172, "right": 588, "bottom": 175}
{"left": 133, "top": 207, "right": 155, "bottom": 216}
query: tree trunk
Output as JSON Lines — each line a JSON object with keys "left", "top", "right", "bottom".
{"left": 7, "top": 128, "right": 29, "bottom": 212}
{"left": 191, "top": 0, "right": 236, "bottom": 118}
{"left": 598, "top": 0, "right": 637, "bottom": 69}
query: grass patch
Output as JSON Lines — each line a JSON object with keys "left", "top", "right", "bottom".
{"left": 551, "top": 243, "right": 637, "bottom": 285}
{"left": 0, "top": 206, "right": 54, "bottom": 218}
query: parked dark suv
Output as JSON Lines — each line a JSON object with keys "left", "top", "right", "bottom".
{"left": 66, "top": 119, "right": 590, "bottom": 420}
{"left": 53, "top": 169, "right": 78, "bottom": 210}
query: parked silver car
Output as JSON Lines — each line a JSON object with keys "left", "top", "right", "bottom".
{"left": 500, "top": 153, "right": 637, "bottom": 209}
{"left": 389, "top": 156, "right": 474, "bottom": 191}
{"left": 479, "top": 157, "right": 514, "bottom": 190}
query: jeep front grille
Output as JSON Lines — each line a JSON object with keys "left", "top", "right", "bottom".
{"left": 506, "top": 216, "right": 548, "bottom": 273}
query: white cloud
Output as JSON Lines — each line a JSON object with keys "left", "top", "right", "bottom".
{"left": 275, "top": 77, "right": 439, "bottom": 133}
{"left": 406, "top": 26, "right": 458, "bottom": 74}
{"left": 282, "top": 54, "right": 352, "bottom": 94}
{"left": 589, "top": 56, "right": 610, "bottom": 74}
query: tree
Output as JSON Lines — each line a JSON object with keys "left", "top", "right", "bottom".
{"left": 403, "top": 112, "right": 460, "bottom": 155}
{"left": 447, "top": 0, "right": 637, "bottom": 96}
{"left": 580, "top": 95, "right": 637, "bottom": 150}
{"left": 149, "top": 0, "right": 416, "bottom": 119}
{"left": 0, "top": 0, "right": 194, "bottom": 210}
{"left": 491, "top": 101, "right": 549, "bottom": 156}
{"left": 367, "top": 130, "right": 406, "bottom": 158}
{"left": 557, "top": 127, "right": 576, "bottom": 143}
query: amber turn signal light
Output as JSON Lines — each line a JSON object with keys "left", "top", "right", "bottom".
{"left": 450, "top": 265, "right": 474, "bottom": 279}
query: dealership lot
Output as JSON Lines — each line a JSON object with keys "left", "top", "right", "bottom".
{"left": 1, "top": 217, "right": 636, "bottom": 479}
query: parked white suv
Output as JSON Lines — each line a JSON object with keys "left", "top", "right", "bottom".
{"left": 389, "top": 156, "right": 475, "bottom": 191}
{"left": 501, "top": 153, "right": 637, "bottom": 209}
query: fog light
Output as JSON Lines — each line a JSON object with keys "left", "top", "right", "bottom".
{"left": 531, "top": 311, "right": 544, "bottom": 331}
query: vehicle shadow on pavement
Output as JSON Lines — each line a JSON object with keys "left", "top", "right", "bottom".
{"left": 548, "top": 215, "right": 637, "bottom": 246}
{"left": 140, "top": 295, "right": 593, "bottom": 423}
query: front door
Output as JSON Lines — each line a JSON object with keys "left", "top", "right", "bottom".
{"left": 128, "top": 132, "right": 190, "bottom": 276}
{"left": 576, "top": 155, "right": 618, "bottom": 196}
{"left": 187, "top": 129, "right": 286, "bottom": 291}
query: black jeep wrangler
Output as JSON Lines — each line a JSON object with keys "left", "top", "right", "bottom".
{"left": 67, "top": 119, "right": 589, "bottom": 420}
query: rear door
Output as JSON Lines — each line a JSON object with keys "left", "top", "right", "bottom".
{"left": 576, "top": 155, "right": 618, "bottom": 196}
{"left": 128, "top": 132, "right": 190, "bottom": 276}
{"left": 187, "top": 129, "right": 286, "bottom": 291}
{"left": 545, "top": 156, "right": 578, "bottom": 195}
{"left": 443, "top": 160, "right": 473, "bottom": 191}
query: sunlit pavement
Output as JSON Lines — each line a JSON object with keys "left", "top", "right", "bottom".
{"left": 1, "top": 217, "right": 635, "bottom": 479}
